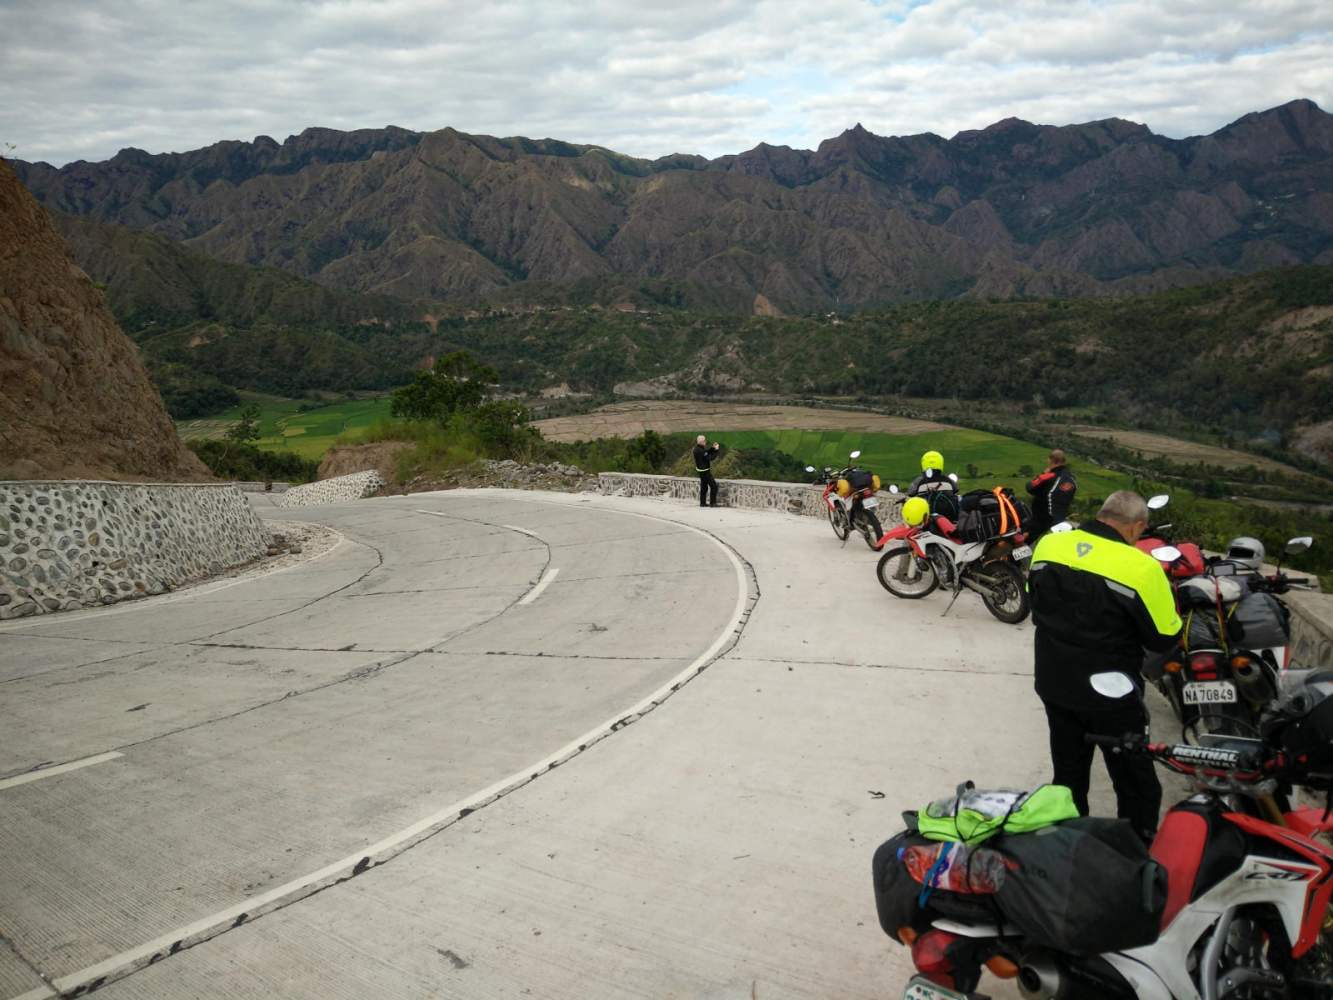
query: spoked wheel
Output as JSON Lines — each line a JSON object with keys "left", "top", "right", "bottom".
{"left": 978, "top": 560, "right": 1030, "bottom": 624}
{"left": 859, "top": 511, "right": 884, "bottom": 551}
{"left": 828, "top": 504, "right": 850, "bottom": 540}
{"left": 877, "top": 543, "right": 938, "bottom": 598}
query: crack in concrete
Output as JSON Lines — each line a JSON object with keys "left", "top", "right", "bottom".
{"left": 0, "top": 645, "right": 172, "bottom": 686}
{"left": 0, "top": 931, "right": 57, "bottom": 996}
{"left": 736, "top": 655, "right": 1029, "bottom": 677}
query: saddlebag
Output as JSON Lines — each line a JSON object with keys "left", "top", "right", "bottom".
{"left": 872, "top": 827, "right": 999, "bottom": 941}
{"left": 956, "top": 488, "right": 1031, "bottom": 543}
{"left": 992, "top": 817, "right": 1166, "bottom": 954}
{"left": 847, "top": 468, "right": 876, "bottom": 492}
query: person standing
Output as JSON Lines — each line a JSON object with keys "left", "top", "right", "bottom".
{"left": 1028, "top": 490, "right": 1182, "bottom": 843}
{"left": 1026, "top": 449, "right": 1077, "bottom": 539}
{"left": 693, "top": 435, "right": 720, "bottom": 508}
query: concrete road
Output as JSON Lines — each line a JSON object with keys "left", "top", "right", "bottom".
{"left": 1, "top": 490, "right": 1157, "bottom": 999}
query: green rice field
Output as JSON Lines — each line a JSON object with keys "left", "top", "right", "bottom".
{"left": 706, "top": 428, "right": 1132, "bottom": 502}
{"left": 176, "top": 395, "right": 394, "bottom": 460}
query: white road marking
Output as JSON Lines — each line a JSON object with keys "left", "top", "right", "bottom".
{"left": 517, "top": 567, "right": 559, "bottom": 605}
{"left": 26, "top": 496, "right": 750, "bottom": 1000}
{"left": 0, "top": 752, "right": 124, "bottom": 791}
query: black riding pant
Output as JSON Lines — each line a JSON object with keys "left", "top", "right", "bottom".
{"left": 698, "top": 471, "right": 718, "bottom": 507}
{"left": 1043, "top": 698, "right": 1161, "bottom": 843}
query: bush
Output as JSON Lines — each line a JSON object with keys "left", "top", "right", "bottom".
{"left": 188, "top": 440, "right": 319, "bottom": 482}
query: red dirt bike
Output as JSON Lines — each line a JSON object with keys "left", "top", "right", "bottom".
{"left": 874, "top": 495, "right": 1030, "bottom": 624}
{"left": 889, "top": 671, "right": 1333, "bottom": 1000}
{"left": 808, "top": 451, "right": 885, "bottom": 551}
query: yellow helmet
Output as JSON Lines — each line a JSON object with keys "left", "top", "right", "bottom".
{"left": 921, "top": 450, "right": 944, "bottom": 472}
{"left": 902, "top": 496, "right": 930, "bottom": 527}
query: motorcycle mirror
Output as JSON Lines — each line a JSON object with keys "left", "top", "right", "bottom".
{"left": 1286, "top": 536, "right": 1314, "bottom": 554}
{"left": 804, "top": 466, "right": 816, "bottom": 473}
{"left": 849, "top": 450, "right": 861, "bottom": 460}
{"left": 1151, "top": 545, "right": 1182, "bottom": 563}
{"left": 947, "top": 472, "right": 958, "bottom": 484}
{"left": 1090, "top": 672, "right": 1135, "bottom": 699}
{"left": 888, "top": 484, "right": 900, "bottom": 494}
{"left": 1147, "top": 494, "right": 1170, "bottom": 510}
{"left": 1051, "top": 521, "right": 1074, "bottom": 533}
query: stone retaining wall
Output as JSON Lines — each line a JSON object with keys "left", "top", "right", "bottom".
{"left": 597, "top": 472, "right": 903, "bottom": 522}
{"left": 279, "top": 470, "right": 385, "bottom": 508}
{"left": 1289, "top": 591, "right": 1333, "bottom": 668}
{"left": 233, "top": 481, "right": 292, "bottom": 494}
{"left": 1, "top": 481, "right": 268, "bottom": 619}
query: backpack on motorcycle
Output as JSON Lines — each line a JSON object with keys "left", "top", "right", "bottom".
{"left": 955, "top": 488, "right": 1031, "bottom": 543}
{"left": 1183, "top": 589, "right": 1289, "bottom": 652}
{"left": 847, "top": 468, "right": 876, "bottom": 492}
{"left": 915, "top": 782, "right": 1078, "bottom": 844}
{"left": 872, "top": 826, "right": 1000, "bottom": 941}
{"left": 991, "top": 817, "right": 1167, "bottom": 954}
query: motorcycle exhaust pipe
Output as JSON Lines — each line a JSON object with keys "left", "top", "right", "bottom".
{"left": 1231, "top": 656, "right": 1272, "bottom": 706}
{"left": 1017, "top": 955, "right": 1071, "bottom": 1000}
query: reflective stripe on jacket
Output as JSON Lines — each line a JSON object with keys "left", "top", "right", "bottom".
{"left": 1029, "top": 519, "right": 1182, "bottom": 709}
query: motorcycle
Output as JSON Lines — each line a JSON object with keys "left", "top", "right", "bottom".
{"left": 808, "top": 451, "right": 886, "bottom": 551}
{"left": 1165, "top": 537, "right": 1317, "bottom": 743}
{"left": 892, "top": 670, "right": 1333, "bottom": 1000}
{"left": 1135, "top": 494, "right": 1208, "bottom": 580}
{"left": 873, "top": 499, "right": 1030, "bottom": 625}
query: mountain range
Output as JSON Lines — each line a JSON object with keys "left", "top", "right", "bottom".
{"left": 13, "top": 100, "right": 1333, "bottom": 314}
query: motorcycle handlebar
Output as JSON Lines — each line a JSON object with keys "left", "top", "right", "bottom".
{"left": 1084, "top": 732, "right": 1274, "bottom": 774}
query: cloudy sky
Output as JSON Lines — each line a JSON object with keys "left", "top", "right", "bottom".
{"left": 2, "top": 0, "right": 1330, "bottom": 166}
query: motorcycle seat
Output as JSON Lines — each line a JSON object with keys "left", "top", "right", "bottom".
{"left": 932, "top": 516, "right": 960, "bottom": 539}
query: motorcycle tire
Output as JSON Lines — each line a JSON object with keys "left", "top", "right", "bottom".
{"left": 979, "top": 560, "right": 1030, "bottom": 624}
{"left": 828, "top": 504, "right": 850, "bottom": 541}
{"left": 876, "top": 543, "right": 938, "bottom": 599}
{"left": 861, "top": 511, "right": 884, "bottom": 551}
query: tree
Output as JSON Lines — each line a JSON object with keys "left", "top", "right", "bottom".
{"left": 390, "top": 351, "right": 498, "bottom": 423}
{"left": 225, "top": 403, "right": 262, "bottom": 444}
{"left": 471, "top": 400, "right": 535, "bottom": 457}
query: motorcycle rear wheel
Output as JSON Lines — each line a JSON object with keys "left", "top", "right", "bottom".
{"left": 979, "top": 560, "right": 1030, "bottom": 624}
{"left": 829, "top": 505, "right": 850, "bottom": 540}
{"left": 859, "top": 511, "right": 884, "bottom": 550}
{"left": 876, "top": 544, "right": 938, "bottom": 598}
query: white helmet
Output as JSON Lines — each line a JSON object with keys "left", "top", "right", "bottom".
{"left": 1225, "top": 536, "right": 1265, "bottom": 571}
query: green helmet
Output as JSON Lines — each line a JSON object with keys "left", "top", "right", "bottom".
{"left": 902, "top": 496, "right": 930, "bottom": 527}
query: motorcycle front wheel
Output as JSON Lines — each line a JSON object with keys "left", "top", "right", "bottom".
{"left": 876, "top": 544, "right": 938, "bottom": 598}
{"left": 829, "top": 504, "right": 850, "bottom": 540}
{"left": 978, "top": 560, "right": 1030, "bottom": 624}
{"left": 859, "top": 511, "right": 884, "bottom": 550}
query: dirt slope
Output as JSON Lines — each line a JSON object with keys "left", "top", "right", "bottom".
{"left": 0, "top": 159, "right": 208, "bottom": 480}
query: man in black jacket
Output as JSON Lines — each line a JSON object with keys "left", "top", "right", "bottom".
{"left": 693, "top": 435, "right": 720, "bottom": 507}
{"left": 1028, "top": 490, "right": 1182, "bottom": 842}
{"left": 1026, "top": 449, "right": 1077, "bottom": 539}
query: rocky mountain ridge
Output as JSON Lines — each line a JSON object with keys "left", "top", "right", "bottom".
{"left": 14, "top": 100, "right": 1332, "bottom": 313}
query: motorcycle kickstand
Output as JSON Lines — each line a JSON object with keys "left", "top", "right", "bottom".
{"left": 940, "top": 582, "right": 964, "bottom": 617}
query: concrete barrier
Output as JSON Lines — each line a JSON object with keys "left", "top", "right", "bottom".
{"left": 597, "top": 472, "right": 903, "bottom": 522}
{"left": 279, "top": 470, "right": 385, "bottom": 508}
{"left": 1288, "top": 590, "right": 1333, "bottom": 668}
{"left": 0, "top": 481, "right": 268, "bottom": 619}
{"left": 233, "top": 481, "right": 293, "bottom": 494}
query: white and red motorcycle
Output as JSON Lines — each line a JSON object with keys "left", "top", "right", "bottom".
{"left": 874, "top": 501, "right": 1031, "bottom": 624}
{"left": 892, "top": 672, "right": 1333, "bottom": 1000}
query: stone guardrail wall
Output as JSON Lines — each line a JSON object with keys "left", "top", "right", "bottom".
{"left": 597, "top": 472, "right": 904, "bottom": 523}
{"left": 279, "top": 470, "right": 385, "bottom": 508}
{"left": 233, "top": 481, "right": 292, "bottom": 494}
{"left": 1288, "top": 591, "right": 1333, "bottom": 669}
{"left": 1, "top": 481, "right": 268, "bottom": 620}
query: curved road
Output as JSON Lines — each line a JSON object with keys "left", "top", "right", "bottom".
{"left": 1, "top": 489, "right": 1128, "bottom": 999}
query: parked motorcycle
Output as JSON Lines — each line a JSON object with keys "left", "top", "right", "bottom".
{"left": 808, "top": 452, "right": 886, "bottom": 551}
{"left": 1135, "top": 494, "right": 1207, "bottom": 580}
{"left": 1166, "top": 536, "right": 1317, "bottom": 742}
{"left": 887, "top": 670, "right": 1333, "bottom": 1000}
{"left": 874, "top": 496, "right": 1030, "bottom": 624}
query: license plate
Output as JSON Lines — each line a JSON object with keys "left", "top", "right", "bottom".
{"left": 1012, "top": 545, "right": 1032, "bottom": 560}
{"left": 903, "top": 976, "right": 970, "bottom": 1000}
{"left": 1184, "top": 681, "right": 1237, "bottom": 705}
{"left": 863, "top": 497, "right": 879, "bottom": 508}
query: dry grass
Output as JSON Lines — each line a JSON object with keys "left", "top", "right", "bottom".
{"left": 533, "top": 401, "right": 949, "bottom": 442}
{"left": 1061, "top": 425, "right": 1307, "bottom": 475}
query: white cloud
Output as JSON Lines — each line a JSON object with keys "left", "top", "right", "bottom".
{"left": 0, "top": 0, "right": 1329, "bottom": 165}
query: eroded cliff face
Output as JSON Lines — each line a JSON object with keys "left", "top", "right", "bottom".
{"left": 0, "top": 159, "right": 209, "bottom": 481}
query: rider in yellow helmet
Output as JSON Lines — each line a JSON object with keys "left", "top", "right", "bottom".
{"left": 908, "top": 450, "right": 960, "bottom": 519}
